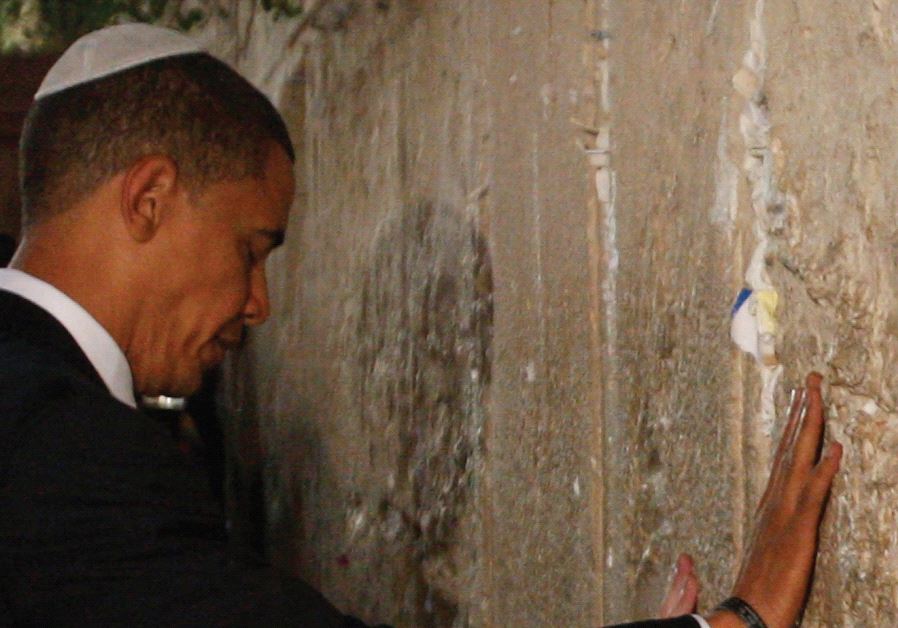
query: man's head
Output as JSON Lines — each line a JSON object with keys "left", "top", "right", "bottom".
{"left": 20, "top": 40, "right": 294, "bottom": 226}
{"left": 16, "top": 25, "right": 296, "bottom": 396}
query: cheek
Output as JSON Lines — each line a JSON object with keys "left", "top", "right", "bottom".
{"left": 198, "top": 271, "right": 253, "bottom": 329}
{"left": 162, "top": 252, "right": 252, "bottom": 341}
{"left": 221, "top": 270, "right": 253, "bottom": 311}
{"left": 195, "top": 254, "right": 250, "bottom": 303}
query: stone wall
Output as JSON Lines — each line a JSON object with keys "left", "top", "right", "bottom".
{"left": 215, "top": 1, "right": 898, "bottom": 625}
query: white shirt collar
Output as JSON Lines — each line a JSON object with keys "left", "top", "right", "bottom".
{"left": 0, "top": 268, "right": 136, "bottom": 408}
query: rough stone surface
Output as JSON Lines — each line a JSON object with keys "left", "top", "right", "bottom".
{"left": 338, "top": 200, "right": 492, "bottom": 626}
{"left": 208, "top": 1, "right": 898, "bottom": 626}
{"left": 598, "top": 1, "right": 898, "bottom": 624}
{"left": 600, "top": 3, "right": 749, "bottom": 620}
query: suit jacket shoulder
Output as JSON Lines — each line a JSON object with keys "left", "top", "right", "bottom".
{"left": 0, "top": 290, "right": 379, "bottom": 627}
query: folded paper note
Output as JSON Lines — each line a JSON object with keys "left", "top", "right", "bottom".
{"left": 731, "top": 288, "right": 778, "bottom": 366}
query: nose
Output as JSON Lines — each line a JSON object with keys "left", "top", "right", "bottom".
{"left": 243, "top": 267, "right": 271, "bottom": 326}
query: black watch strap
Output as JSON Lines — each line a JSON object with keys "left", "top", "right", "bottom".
{"left": 713, "top": 597, "right": 768, "bottom": 628}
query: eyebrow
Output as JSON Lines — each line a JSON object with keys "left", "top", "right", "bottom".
{"left": 256, "top": 229, "right": 285, "bottom": 248}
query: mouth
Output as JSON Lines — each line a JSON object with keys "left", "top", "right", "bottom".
{"left": 202, "top": 336, "right": 242, "bottom": 368}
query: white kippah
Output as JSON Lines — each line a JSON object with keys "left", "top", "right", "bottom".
{"left": 35, "top": 23, "right": 205, "bottom": 100}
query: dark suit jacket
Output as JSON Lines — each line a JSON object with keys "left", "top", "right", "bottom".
{"left": 0, "top": 290, "right": 382, "bottom": 627}
{"left": 0, "top": 289, "right": 699, "bottom": 628}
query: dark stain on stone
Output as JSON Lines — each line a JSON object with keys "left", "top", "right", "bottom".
{"left": 346, "top": 200, "right": 493, "bottom": 626}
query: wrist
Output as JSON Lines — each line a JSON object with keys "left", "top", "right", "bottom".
{"left": 705, "top": 609, "right": 750, "bottom": 628}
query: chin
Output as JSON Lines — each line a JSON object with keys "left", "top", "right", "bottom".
{"left": 138, "top": 367, "right": 204, "bottom": 399}
{"left": 170, "top": 373, "right": 205, "bottom": 398}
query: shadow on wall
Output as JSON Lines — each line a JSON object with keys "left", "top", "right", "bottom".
{"left": 220, "top": 333, "right": 270, "bottom": 559}
{"left": 223, "top": 200, "right": 493, "bottom": 627}
{"left": 341, "top": 200, "right": 493, "bottom": 627}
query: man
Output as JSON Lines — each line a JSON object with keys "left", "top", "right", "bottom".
{"left": 0, "top": 24, "right": 839, "bottom": 627}
{"left": 0, "top": 24, "right": 381, "bottom": 627}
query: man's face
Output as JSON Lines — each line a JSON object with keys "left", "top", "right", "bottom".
{"left": 129, "top": 144, "right": 294, "bottom": 396}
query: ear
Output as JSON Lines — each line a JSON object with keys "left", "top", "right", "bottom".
{"left": 119, "top": 155, "right": 180, "bottom": 243}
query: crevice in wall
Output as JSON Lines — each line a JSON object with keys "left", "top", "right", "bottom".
{"left": 733, "top": 0, "right": 788, "bottom": 446}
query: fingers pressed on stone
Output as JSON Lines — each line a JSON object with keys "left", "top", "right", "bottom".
{"left": 661, "top": 553, "right": 697, "bottom": 617}
{"left": 805, "top": 371, "right": 823, "bottom": 389}
{"left": 676, "top": 552, "right": 694, "bottom": 575}
{"left": 662, "top": 557, "right": 688, "bottom": 614}
{"left": 777, "top": 387, "right": 805, "bottom": 460}
{"left": 730, "top": 373, "right": 841, "bottom": 628}
{"left": 807, "top": 442, "right": 842, "bottom": 508}
{"left": 759, "top": 387, "right": 805, "bottom": 513}
{"left": 670, "top": 566, "right": 688, "bottom": 594}
{"left": 793, "top": 375, "right": 825, "bottom": 470}
{"left": 787, "top": 387, "right": 810, "bottom": 454}
{"left": 679, "top": 573, "right": 699, "bottom": 614}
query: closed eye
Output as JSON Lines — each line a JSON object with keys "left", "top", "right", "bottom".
{"left": 248, "top": 229, "right": 285, "bottom": 266}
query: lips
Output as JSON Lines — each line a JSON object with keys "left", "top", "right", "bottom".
{"left": 201, "top": 336, "right": 241, "bottom": 368}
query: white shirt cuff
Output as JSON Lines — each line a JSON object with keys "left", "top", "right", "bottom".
{"left": 691, "top": 614, "right": 712, "bottom": 628}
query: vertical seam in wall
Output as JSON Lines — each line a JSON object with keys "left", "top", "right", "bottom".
{"left": 733, "top": 0, "right": 792, "bottom": 564}
{"left": 480, "top": 2, "right": 497, "bottom": 624}
{"left": 584, "top": 0, "right": 606, "bottom": 620}
{"left": 731, "top": 214, "right": 747, "bottom": 581}
{"left": 531, "top": 129, "right": 549, "bottom": 453}
{"left": 595, "top": 0, "right": 617, "bottom": 621}
{"left": 711, "top": 87, "right": 746, "bottom": 579}
{"left": 467, "top": 1, "right": 491, "bottom": 622}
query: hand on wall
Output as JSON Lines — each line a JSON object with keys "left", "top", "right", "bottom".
{"left": 660, "top": 553, "right": 699, "bottom": 618}
{"left": 708, "top": 372, "right": 842, "bottom": 628}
